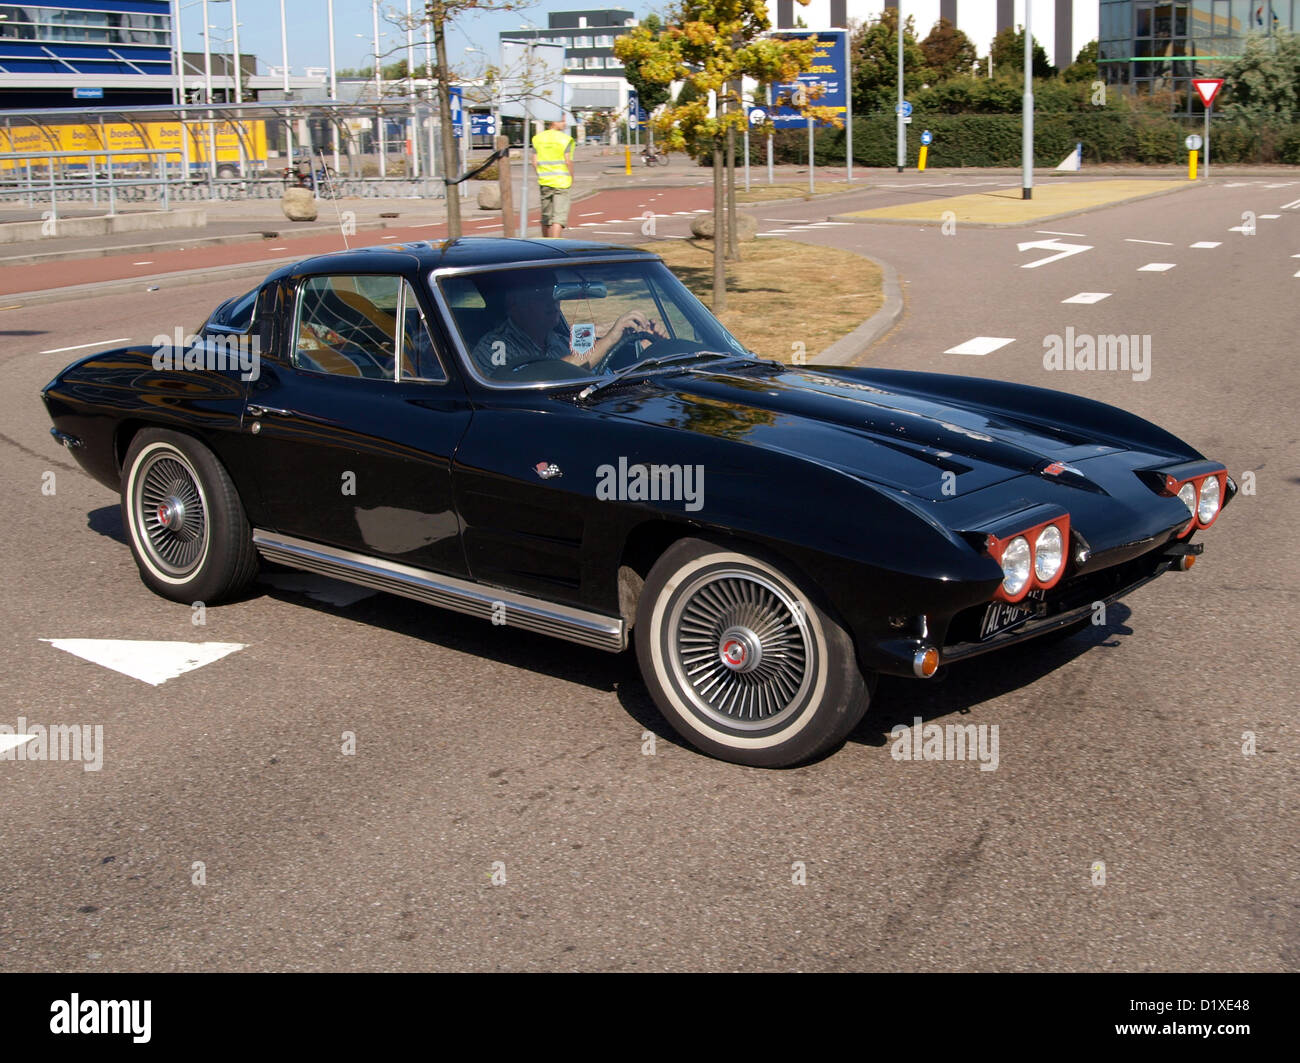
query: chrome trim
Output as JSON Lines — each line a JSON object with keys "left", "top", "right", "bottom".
{"left": 912, "top": 646, "right": 937, "bottom": 678}
{"left": 251, "top": 529, "right": 626, "bottom": 653}
{"left": 49, "top": 428, "right": 83, "bottom": 449}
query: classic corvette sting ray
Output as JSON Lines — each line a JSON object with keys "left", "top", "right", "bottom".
{"left": 41, "top": 239, "right": 1234, "bottom": 766}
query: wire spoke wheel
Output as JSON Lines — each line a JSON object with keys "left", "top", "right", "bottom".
{"left": 666, "top": 568, "right": 813, "bottom": 732}
{"left": 132, "top": 449, "right": 210, "bottom": 579}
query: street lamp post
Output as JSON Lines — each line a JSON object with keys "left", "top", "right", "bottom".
{"left": 280, "top": 0, "right": 294, "bottom": 170}
{"left": 328, "top": 0, "right": 339, "bottom": 171}
{"left": 896, "top": 3, "right": 904, "bottom": 172}
{"left": 1022, "top": 2, "right": 1034, "bottom": 199}
{"left": 201, "top": 0, "right": 217, "bottom": 189}
{"left": 373, "top": 0, "right": 386, "bottom": 178}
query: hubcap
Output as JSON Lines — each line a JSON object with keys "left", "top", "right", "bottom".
{"left": 134, "top": 450, "right": 208, "bottom": 578}
{"left": 667, "top": 569, "right": 812, "bottom": 731}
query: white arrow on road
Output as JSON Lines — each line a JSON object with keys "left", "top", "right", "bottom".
{"left": 1282, "top": 198, "right": 1300, "bottom": 210}
{"left": 1018, "top": 238, "right": 1093, "bottom": 269}
{"left": 0, "top": 734, "right": 38, "bottom": 755}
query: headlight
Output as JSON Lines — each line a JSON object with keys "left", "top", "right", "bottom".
{"left": 1177, "top": 482, "right": 1197, "bottom": 517}
{"left": 1197, "top": 475, "right": 1220, "bottom": 524}
{"left": 1034, "top": 525, "right": 1064, "bottom": 582}
{"left": 1001, "top": 536, "right": 1031, "bottom": 597}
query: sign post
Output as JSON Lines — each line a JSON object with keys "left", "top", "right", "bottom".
{"left": 1185, "top": 132, "right": 1202, "bottom": 180}
{"left": 746, "top": 105, "right": 767, "bottom": 193}
{"left": 1191, "top": 79, "right": 1223, "bottom": 181}
{"left": 768, "top": 29, "right": 849, "bottom": 184}
{"left": 919, "top": 128, "right": 932, "bottom": 171}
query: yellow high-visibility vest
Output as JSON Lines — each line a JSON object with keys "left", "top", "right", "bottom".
{"left": 532, "top": 128, "right": 574, "bottom": 188}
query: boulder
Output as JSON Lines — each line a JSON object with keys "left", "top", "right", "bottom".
{"left": 280, "top": 187, "right": 318, "bottom": 222}
{"left": 477, "top": 183, "right": 502, "bottom": 210}
{"left": 689, "top": 211, "right": 758, "bottom": 241}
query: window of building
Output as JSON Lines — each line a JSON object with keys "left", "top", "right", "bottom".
{"left": 574, "top": 35, "right": 593, "bottom": 49}
{"left": 584, "top": 56, "right": 602, "bottom": 69}
{"left": 595, "top": 35, "right": 614, "bottom": 48}
{"left": 604, "top": 56, "right": 622, "bottom": 68}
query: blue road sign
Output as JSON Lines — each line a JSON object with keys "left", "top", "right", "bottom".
{"left": 920, "top": 129, "right": 932, "bottom": 146}
{"left": 74, "top": 87, "right": 104, "bottom": 99}
{"left": 896, "top": 100, "right": 913, "bottom": 118}
{"left": 748, "top": 106, "right": 767, "bottom": 126}
{"left": 769, "top": 30, "right": 848, "bottom": 130}
{"left": 448, "top": 86, "right": 464, "bottom": 134}
{"left": 628, "top": 92, "right": 639, "bottom": 129}
{"left": 470, "top": 113, "right": 497, "bottom": 136}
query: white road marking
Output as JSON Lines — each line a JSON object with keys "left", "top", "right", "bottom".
{"left": 40, "top": 337, "right": 131, "bottom": 354}
{"left": 692, "top": 209, "right": 709, "bottom": 213}
{"left": 944, "top": 336, "right": 1015, "bottom": 356}
{"left": 593, "top": 231, "right": 635, "bottom": 235}
{"left": 1190, "top": 241, "right": 1221, "bottom": 248}
{"left": 1264, "top": 182, "right": 1297, "bottom": 188}
{"left": 1062, "top": 292, "right": 1111, "bottom": 304}
{"left": 269, "top": 245, "right": 288, "bottom": 250}
{"left": 1018, "top": 239, "right": 1092, "bottom": 269}
{"left": 1228, "top": 225, "right": 1253, "bottom": 232}
{"left": 1224, "top": 181, "right": 1259, "bottom": 187}
{"left": 1282, "top": 198, "right": 1300, "bottom": 209}
{"left": 657, "top": 234, "right": 687, "bottom": 239}
{"left": 763, "top": 218, "right": 810, "bottom": 223}
{"left": 1125, "top": 238, "right": 1173, "bottom": 245}
{"left": 40, "top": 638, "right": 246, "bottom": 686}
{"left": 1259, "top": 213, "right": 1282, "bottom": 219}
{"left": 1035, "top": 230, "right": 1086, "bottom": 237}
{"left": 578, "top": 211, "right": 603, "bottom": 217}
{"left": 0, "top": 734, "right": 38, "bottom": 755}
{"left": 1137, "top": 262, "right": 1176, "bottom": 271}
{"left": 133, "top": 261, "right": 153, "bottom": 265}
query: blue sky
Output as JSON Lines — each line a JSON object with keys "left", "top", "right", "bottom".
{"left": 179, "top": 1, "right": 652, "bottom": 76}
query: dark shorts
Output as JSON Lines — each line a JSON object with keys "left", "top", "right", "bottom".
{"left": 539, "top": 185, "right": 571, "bottom": 228}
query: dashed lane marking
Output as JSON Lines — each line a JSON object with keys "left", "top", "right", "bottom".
{"left": 1190, "top": 241, "right": 1221, "bottom": 248}
{"left": 1126, "top": 238, "right": 1173, "bottom": 245}
{"left": 1137, "top": 262, "right": 1176, "bottom": 271}
{"left": 1260, "top": 214, "right": 1282, "bottom": 219}
{"left": 944, "top": 337, "right": 1014, "bottom": 356}
{"left": 1062, "top": 292, "right": 1111, "bottom": 304}
{"left": 1036, "top": 230, "right": 1086, "bottom": 237}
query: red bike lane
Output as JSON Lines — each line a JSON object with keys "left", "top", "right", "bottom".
{"left": 0, "top": 184, "right": 713, "bottom": 299}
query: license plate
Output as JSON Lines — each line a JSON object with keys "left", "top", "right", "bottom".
{"left": 979, "top": 596, "right": 1041, "bottom": 640}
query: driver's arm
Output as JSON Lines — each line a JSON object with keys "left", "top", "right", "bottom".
{"left": 586, "top": 310, "right": 666, "bottom": 365}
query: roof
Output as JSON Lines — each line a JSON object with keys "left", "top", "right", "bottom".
{"left": 265, "top": 237, "right": 654, "bottom": 282}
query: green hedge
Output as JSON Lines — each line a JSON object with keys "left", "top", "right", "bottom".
{"left": 745, "top": 111, "right": 1300, "bottom": 167}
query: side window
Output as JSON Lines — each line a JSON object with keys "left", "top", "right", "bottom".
{"left": 398, "top": 279, "right": 447, "bottom": 382}
{"left": 295, "top": 274, "right": 399, "bottom": 379}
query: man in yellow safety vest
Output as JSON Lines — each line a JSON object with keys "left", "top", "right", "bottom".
{"left": 532, "top": 120, "right": 575, "bottom": 238}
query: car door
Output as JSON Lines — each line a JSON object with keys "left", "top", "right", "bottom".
{"left": 243, "top": 268, "right": 473, "bottom": 578}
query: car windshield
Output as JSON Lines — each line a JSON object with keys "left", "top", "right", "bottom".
{"left": 436, "top": 258, "right": 751, "bottom": 386}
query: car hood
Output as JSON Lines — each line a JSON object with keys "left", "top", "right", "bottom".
{"left": 582, "top": 362, "right": 1155, "bottom": 502}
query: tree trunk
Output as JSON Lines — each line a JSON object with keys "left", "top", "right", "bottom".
{"left": 433, "top": 14, "right": 461, "bottom": 240}
{"left": 712, "top": 140, "right": 726, "bottom": 313}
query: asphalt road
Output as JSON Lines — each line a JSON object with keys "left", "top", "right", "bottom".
{"left": 0, "top": 174, "right": 1295, "bottom": 972}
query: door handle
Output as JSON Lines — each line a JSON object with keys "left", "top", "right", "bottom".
{"left": 246, "top": 404, "right": 292, "bottom": 418}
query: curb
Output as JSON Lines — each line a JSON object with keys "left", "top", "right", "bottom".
{"left": 809, "top": 252, "right": 903, "bottom": 366}
{"left": 829, "top": 179, "right": 1194, "bottom": 229}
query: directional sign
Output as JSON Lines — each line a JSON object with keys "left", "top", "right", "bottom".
{"left": 896, "top": 101, "right": 913, "bottom": 117}
{"left": 1018, "top": 238, "right": 1093, "bottom": 269}
{"left": 748, "top": 107, "right": 767, "bottom": 126}
{"left": 920, "top": 129, "right": 932, "bottom": 146}
{"left": 627, "top": 92, "right": 639, "bottom": 129}
{"left": 470, "top": 113, "right": 497, "bottom": 136}
{"left": 74, "top": 87, "right": 104, "bottom": 100}
{"left": 448, "top": 86, "right": 464, "bottom": 134}
{"left": 1191, "top": 78, "right": 1224, "bottom": 107}
{"left": 769, "top": 30, "right": 848, "bottom": 129}
{"left": 1185, "top": 133, "right": 1203, "bottom": 151}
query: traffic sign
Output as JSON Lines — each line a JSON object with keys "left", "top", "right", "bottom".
{"left": 748, "top": 107, "right": 767, "bottom": 126}
{"left": 74, "top": 87, "right": 103, "bottom": 99}
{"left": 448, "top": 86, "right": 464, "bottom": 134}
{"left": 920, "top": 129, "right": 932, "bottom": 146}
{"left": 470, "top": 113, "right": 497, "bottom": 136}
{"left": 896, "top": 101, "right": 913, "bottom": 117}
{"left": 1185, "top": 133, "right": 1203, "bottom": 151}
{"left": 1191, "top": 78, "right": 1223, "bottom": 107}
{"left": 628, "top": 92, "right": 639, "bottom": 129}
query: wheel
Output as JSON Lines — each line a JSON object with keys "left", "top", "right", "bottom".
{"left": 120, "top": 429, "right": 259, "bottom": 604}
{"left": 635, "top": 537, "right": 870, "bottom": 767}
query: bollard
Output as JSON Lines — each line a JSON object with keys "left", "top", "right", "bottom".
{"left": 1188, "top": 149, "right": 1198, "bottom": 180}
{"left": 918, "top": 145, "right": 928, "bottom": 172}
{"left": 625, "top": 146, "right": 631, "bottom": 175}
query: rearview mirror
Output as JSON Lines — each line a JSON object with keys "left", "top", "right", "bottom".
{"left": 554, "top": 282, "right": 607, "bottom": 300}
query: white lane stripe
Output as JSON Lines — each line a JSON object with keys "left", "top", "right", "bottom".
{"left": 1062, "top": 292, "right": 1111, "bottom": 304}
{"left": 1264, "top": 182, "right": 1297, "bottom": 188}
{"left": 578, "top": 211, "right": 603, "bottom": 217}
{"left": 944, "top": 336, "right": 1014, "bottom": 356}
{"left": 593, "top": 231, "right": 635, "bottom": 235}
{"left": 1036, "top": 230, "right": 1086, "bottom": 237}
{"left": 40, "top": 337, "right": 131, "bottom": 354}
{"left": 41, "top": 638, "right": 246, "bottom": 686}
{"left": 1190, "top": 241, "right": 1221, "bottom": 248}
{"left": 1259, "top": 213, "right": 1282, "bottom": 219}
{"left": 1137, "top": 262, "right": 1176, "bottom": 271}
{"left": 1125, "top": 238, "right": 1173, "bottom": 245}
{"left": 1282, "top": 198, "right": 1300, "bottom": 209}
{"left": 133, "top": 260, "right": 153, "bottom": 265}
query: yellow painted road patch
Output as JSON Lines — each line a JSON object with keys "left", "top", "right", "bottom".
{"left": 839, "top": 180, "right": 1188, "bottom": 226}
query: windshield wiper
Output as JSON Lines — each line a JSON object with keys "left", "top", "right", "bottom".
{"left": 575, "top": 351, "right": 744, "bottom": 402}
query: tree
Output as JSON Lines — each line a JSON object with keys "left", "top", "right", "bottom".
{"left": 413, "top": 0, "right": 529, "bottom": 240}
{"left": 615, "top": 1, "right": 832, "bottom": 310}
{"left": 1062, "top": 39, "right": 1099, "bottom": 83}
{"left": 990, "top": 27, "right": 1054, "bottom": 79}
{"left": 920, "top": 17, "right": 977, "bottom": 81}
{"left": 1221, "top": 30, "right": 1300, "bottom": 119}
{"left": 619, "top": 13, "right": 672, "bottom": 114}
{"left": 851, "top": 9, "right": 927, "bottom": 114}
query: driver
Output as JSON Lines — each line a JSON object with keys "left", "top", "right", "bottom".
{"left": 471, "top": 272, "right": 666, "bottom": 376}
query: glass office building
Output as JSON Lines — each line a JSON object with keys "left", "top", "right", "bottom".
{"left": 1100, "top": 1, "right": 1298, "bottom": 110}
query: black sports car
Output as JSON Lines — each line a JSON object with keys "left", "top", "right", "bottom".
{"left": 41, "top": 239, "right": 1234, "bottom": 767}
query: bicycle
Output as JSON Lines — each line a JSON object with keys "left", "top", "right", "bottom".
{"left": 640, "top": 146, "right": 668, "bottom": 167}
{"left": 282, "top": 162, "right": 340, "bottom": 198}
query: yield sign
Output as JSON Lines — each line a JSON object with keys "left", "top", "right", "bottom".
{"left": 1191, "top": 79, "right": 1223, "bottom": 107}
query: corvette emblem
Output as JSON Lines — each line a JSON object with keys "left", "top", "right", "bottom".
{"left": 1041, "top": 461, "right": 1082, "bottom": 477}
{"left": 534, "top": 462, "right": 562, "bottom": 480}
